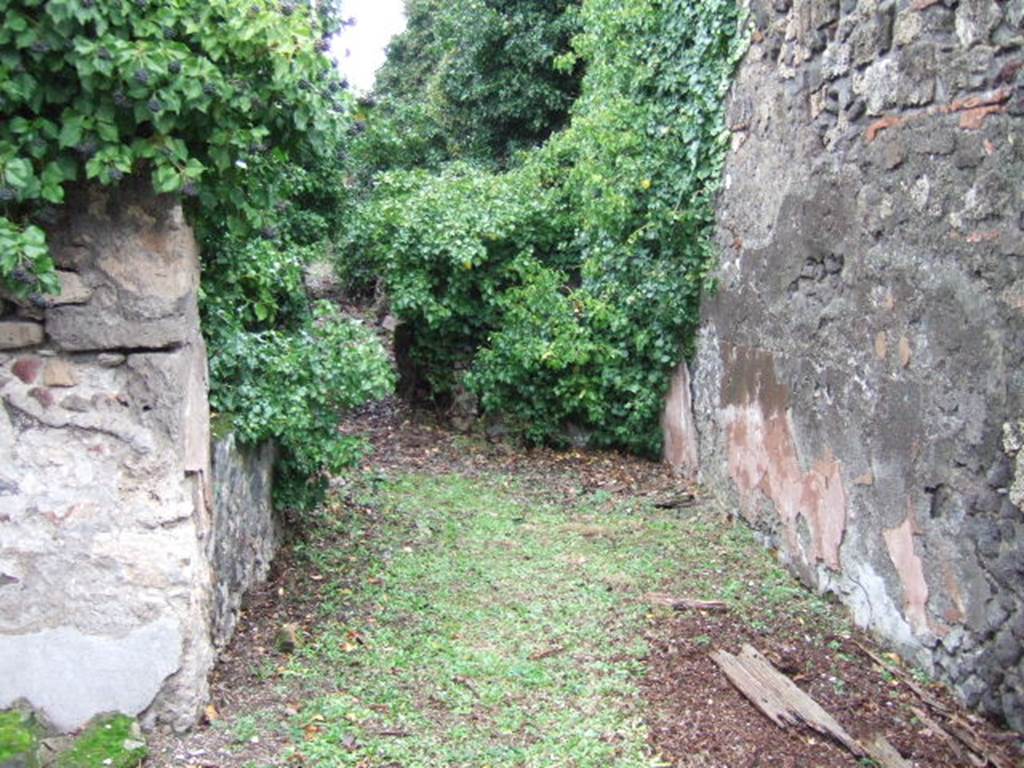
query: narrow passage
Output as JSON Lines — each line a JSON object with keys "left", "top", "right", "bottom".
{"left": 148, "top": 404, "right": 1018, "bottom": 768}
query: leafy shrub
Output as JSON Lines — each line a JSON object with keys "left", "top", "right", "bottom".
{"left": 374, "top": 0, "right": 583, "bottom": 164}
{"left": 347, "top": 161, "right": 572, "bottom": 394}
{"left": 0, "top": 0, "right": 345, "bottom": 294}
{"left": 209, "top": 303, "right": 394, "bottom": 508}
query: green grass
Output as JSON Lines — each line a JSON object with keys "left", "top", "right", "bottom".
{"left": 281, "top": 473, "right": 700, "bottom": 768}
{"left": 57, "top": 714, "right": 146, "bottom": 768}
{"left": 0, "top": 709, "right": 39, "bottom": 766}
{"left": 226, "top": 470, "right": 851, "bottom": 768}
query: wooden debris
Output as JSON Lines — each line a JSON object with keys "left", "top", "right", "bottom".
{"left": 945, "top": 713, "right": 1014, "bottom": 768}
{"left": 864, "top": 734, "right": 914, "bottom": 768}
{"left": 910, "top": 706, "right": 973, "bottom": 765}
{"left": 528, "top": 645, "right": 565, "bottom": 661}
{"left": 646, "top": 593, "right": 728, "bottom": 612}
{"left": 856, "top": 641, "right": 1013, "bottom": 768}
{"left": 711, "top": 644, "right": 910, "bottom": 768}
{"left": 650, "top": 493, "right": 698, "bottom": 509}
{"left": 711, "top": 644, "right": 865, "bottom": 755}
{"left": 854, "top": 640, "right": 951, "bottom": 714}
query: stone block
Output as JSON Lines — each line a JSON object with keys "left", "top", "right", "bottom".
{"left": 897, "top": 43, "right": 936, "bottom": 106}
{"left": 955, "top": 0, "right": 1002, "bottom": 47}
{"left": 0, "top": 621, "right": 182, "bottom": 731}
{"left": 11, "top": 357, "right": 43, "bottom": 384}
{"left": 851, "top": 2, "right": 895, "bottom": 66}
{"left": 854, "top": 58, "right": 899, "bottom": 115}
{"left": 45, "top": 271, "right": 92, "bottom": 306}
{"left": 42, "top": 360, "right": 77, "bottom": 388}
{"left": 46, "top": 307, "right": 193, "bottom": 352}
{"left": 0, "top": 321, "right": 44, "bottom": 350}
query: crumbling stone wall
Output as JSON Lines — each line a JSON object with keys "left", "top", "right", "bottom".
{"left": 0, "top": 180, "right": 277, "bottom": 733}
{"left": 685, "top": 0, "right": 1024, "bottom": 728}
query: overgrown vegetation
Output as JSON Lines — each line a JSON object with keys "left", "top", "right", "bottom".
{"left": 371, "top": 0, "right": 583, "bottom": 165}
{"left": 56, "top": 714, "right": 146, "bottom": 768}
{"left": 0, "top": 0, "right": 392, "bottom": 506}
{"left": 3, "top": 0, "right": 747, "bottom": 502}
{"left": 344, "top": 0, "right": 748, "bottom": 455}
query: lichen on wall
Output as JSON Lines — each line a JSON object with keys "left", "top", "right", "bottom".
{"left": 688, "top": 0, "right": 1024, "bottom": 729}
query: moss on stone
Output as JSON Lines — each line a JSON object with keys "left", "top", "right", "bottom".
{"left": 0, "top": 709, "right": 39, "bottom": 767}
{"left": 210, "top": 413, "right": 236, "bottom": 441}
{"left": 56, "top": 715, "right": 146, "bottom": 768}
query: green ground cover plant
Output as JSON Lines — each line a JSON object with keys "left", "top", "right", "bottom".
{"left": 174, "top": 462, "right": 860, "bottom": 768}
{"left": 56, "top": 715, "right": 146, "bottom": 768}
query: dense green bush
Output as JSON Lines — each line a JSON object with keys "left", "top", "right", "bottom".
{"left": 1, "top": 0, "right": 392, "bottom": 506}
{"left": 1, "top": 0, "right": 341, "bottom": 292}
{"left": 346, "top": 0, "right": 747, "bottom": 455}
{"left": 349, "top": 161, "right": 571, "bottom": 393}
{"left": 200, "top": 143, "right": 395, "bottom": 508}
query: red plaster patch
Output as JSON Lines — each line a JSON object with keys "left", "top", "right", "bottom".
{"left": 883, "top": 513, "right": 930, "bottom": 636}
{"left": 866, "top": 115, "right": 905, "bottom": 143}
{"left": 12, "top": 356, "right": 43, "bottom": 384}
{"left": 959, "top": 104, "right": 1005, "bottom": 130}
{"left": 724, "top": 394, "right": 848, "bottom": 571}
{"left": 28, "top": 387, "right": 55, "bottom": 408}
{"left": 661, "top": 363, "right": 699, "bottom": 480}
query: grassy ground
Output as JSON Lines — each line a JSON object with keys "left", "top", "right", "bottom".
{"left": 188, "top": 465, "right": 855, "bottom": 768}
{"left": 277, "top": 473, "right": 698, "bottom": 768}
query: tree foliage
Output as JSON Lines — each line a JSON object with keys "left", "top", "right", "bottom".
{"left": 371, "top": 0, "right": 583, "bottom": 165}
{"left": 0, "top": 0, "right": 340, "bottom": 291}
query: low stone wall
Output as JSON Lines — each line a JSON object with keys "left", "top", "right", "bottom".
{"left": 210, "top": 433, "right": 279, "bottom": 648}
{"left": 682, "top": 0, "right": 1023, "bottom": 729}
{"left": 0, "top": 181, "right": 278, "bottom": 732}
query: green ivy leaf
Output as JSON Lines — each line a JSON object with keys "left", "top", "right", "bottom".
{"left": 3, "top": 158, "right": 34, "bottom": 189}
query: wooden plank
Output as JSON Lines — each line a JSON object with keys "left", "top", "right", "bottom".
{"left": 736, "top": 644, "right": 865, "bottom": 755}
{"left": 711, "top": 644, "right": 914, "bottom": 768}
{"left": 864, "top": 735, "right": 914, "bottom": 768}
{"left": 647, "top": 593, "right": 728, "bottom": 611}
{"left": 710, "top": 648, "right": 796, "bottom": 729}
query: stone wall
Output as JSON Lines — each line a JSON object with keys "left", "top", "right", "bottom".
{"left": 210, "top": 433, "right": 279, "bottom": 648}
{"left": 685, "top": 0, "right": 1024, "bottom": 728}
{"left": 0, "top": 180, "right": 278, "bottom": 733}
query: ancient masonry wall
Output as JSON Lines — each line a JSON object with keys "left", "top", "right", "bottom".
{"left": 0, "top": 180, "right": 277, "bottom": 732}
{"left": 674, "top": 0, "right": 1024, "bottom": 729}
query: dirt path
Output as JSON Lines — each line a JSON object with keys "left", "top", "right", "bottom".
{"left": 147, "top": 402, "right": 1022, "bottom": 768}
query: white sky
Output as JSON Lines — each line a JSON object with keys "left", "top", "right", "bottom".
{"left": 331, "top": 0, "right": 408, "bottom": 93}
